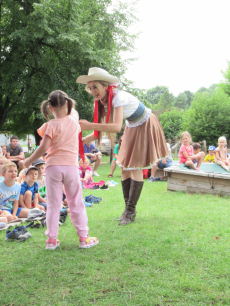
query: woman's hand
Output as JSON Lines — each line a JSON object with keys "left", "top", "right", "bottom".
{"left": 79, "top": 120, "right": 92, "bottom": 131}
{"left": 22, "top": 158, "right": 32, "bottom": 168}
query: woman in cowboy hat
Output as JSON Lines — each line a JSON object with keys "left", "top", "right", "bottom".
{"left": 77, "top": 67, "right": 168, "bottom": 225}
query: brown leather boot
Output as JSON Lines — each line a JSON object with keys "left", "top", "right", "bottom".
{"left": 119, "top": 179, "right": 143, "bottom": 225}
{"left": 116, "top": 178, "right": 131, "bottom": 221}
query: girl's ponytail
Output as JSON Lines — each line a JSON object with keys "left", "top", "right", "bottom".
{"left": 66, "top": 98, "right": 75, "bottom": 115}
{"left": 41, "top": 100, "right": 50, "bottom": 120}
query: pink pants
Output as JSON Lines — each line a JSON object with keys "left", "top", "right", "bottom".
{"left": 45, "top": 165, "right": 88, "bottom": 240}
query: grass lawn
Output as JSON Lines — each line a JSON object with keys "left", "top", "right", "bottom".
{"left": 1, "top": 156, "right": 230, "bottom": 305}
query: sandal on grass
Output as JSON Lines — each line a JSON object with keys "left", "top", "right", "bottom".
{"left": 79, "top": 236, "right": 99, "bottom": 249}
{"left": 108, "top": 174, "right": 113, "bottom": 177}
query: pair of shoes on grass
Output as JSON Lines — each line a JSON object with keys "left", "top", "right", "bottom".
{"left": 83, "top": 200, "right": 93, "bottom": 207}
{"left": 85, "top": 195, "right": 102, "bottom": 203}
{"left": 5, "top": 226, "right": 32, "bottom": 242}
{"left": 148, "top": 177, "right": 162, "bottom": 182}
{"left": 46, "top": 236, "right": 99, "bottom": 250}
{"left": 90, "top": 184, "right": 109, "bottom": 190}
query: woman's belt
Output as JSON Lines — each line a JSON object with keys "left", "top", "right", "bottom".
{"left": 126, "top": 102, "right": 146, "bottom": 123}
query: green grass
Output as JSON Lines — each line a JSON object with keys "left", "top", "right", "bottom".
{"left": 1, "top": 156, "right": 230, "bottom": 305}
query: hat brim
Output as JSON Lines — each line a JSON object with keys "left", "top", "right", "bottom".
{"left": 76, "top": 73, "right": 120, "bottom": 86}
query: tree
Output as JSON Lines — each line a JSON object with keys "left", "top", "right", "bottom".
{"left": 0, "top": 0, "right": 137, "bottom": 141}
{"left": 159, "top": 108, "right": 184, "bottom": 139}
{"left": 173, "top": 93, "right": 188, "bottom": 109}
{"left": 144, "top": 86, "right": 168, "bottom": 105}
{"left": 182, "top": 89, "right": 230, "bottom": 145}
{"left": 154, "top": 89, "right": 174, "bottom": 113}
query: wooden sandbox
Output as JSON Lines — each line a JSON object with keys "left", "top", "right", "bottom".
{"left": 164, "top": 166, "right": 230, "bottom": 196}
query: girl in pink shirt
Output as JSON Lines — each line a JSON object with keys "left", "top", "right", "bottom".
{"left": 79, "top": 157, "right": 93, "bottom": 186}
{"left": 179, "top": 132, "right": 204, "bottom": 171}
{"left": 23, "top": 90, "right": 98, "bottom": 250}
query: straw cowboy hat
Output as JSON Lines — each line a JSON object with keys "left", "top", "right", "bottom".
{"left": 76, "top": 67, "right": 120, "bottom": 86}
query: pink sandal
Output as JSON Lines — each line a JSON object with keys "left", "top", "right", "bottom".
{"left": 46, "top": 239, "right": 60, "bottom": 250}
{"left": 79, "top": 236, "right": 99, "bottom": 249}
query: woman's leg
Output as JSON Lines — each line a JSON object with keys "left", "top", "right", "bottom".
{"left": 45, "top": 166, "right": 64, "bottom": 240}
{"left": 119, "top": 170, "right": 144, "bottom": 225}
{"left": 63, "top": 166, "right": 88, "bottom": 238}
{"left": 109, "top": 160, "right": 117, "bottom": 177}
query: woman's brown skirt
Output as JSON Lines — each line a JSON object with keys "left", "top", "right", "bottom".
{"left": 117, "top": 113, "right": 168, "bottom": 170}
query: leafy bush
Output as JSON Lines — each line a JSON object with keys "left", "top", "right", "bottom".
{"left": 182, "top": 89, "right": 230, "bottom": 145}
{"left": 159, "top": 108, "right": 184, "bottom": 139}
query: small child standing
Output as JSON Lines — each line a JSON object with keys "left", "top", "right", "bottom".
{"left": 23, "top": 90, "right": 98, "bottom": 250}
{"left": 0, "top": 162, "right": 30, "bottom": 220}
{"left": 215, "top": 136, "right": 230, "bottom": 171}
{"left": 203, "top": 145, "right": 216, "bottom": 163}
{"left": 79, "top": 157, "right": 93, "bottom": 186}
{"left": 19, "top": 166, "right": 45, "bottom": 211}
{"left": 179, "top": 132, "right": 205, "bottom": 170}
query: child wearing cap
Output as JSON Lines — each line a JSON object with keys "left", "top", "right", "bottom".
{"left": 203, "top": 146, "right": 216, "bottom": 163}
{"left": 32, "top": 159, "right": 47, "bottom": 210}
{"left": 0, "top": 162, "right": 30, "bottom": 220}
{"left": 19, "top": 166, "right": 45, "bottom": 211}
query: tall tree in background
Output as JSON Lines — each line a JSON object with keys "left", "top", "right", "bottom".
{"left": 144, "top": 86, "right": 168, "bottom": 105}
{"left": 0, "top": 0, "right": 137, "bottom": 141}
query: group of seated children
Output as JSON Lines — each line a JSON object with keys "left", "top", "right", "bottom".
{"left": 179, "top": 132, "right": 230, "bottom": 172}
{"left": 0, "top": 157, "right": 47, "bottom": 228}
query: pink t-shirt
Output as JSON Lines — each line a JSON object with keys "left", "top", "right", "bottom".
{"left": 179, "top": 144, "right": 193, "bottom": 164}
{"left": 79, "top": 166, "right": 93, "bottom": 178}
{"left": 37, "top": 110, "right": 80, "bottom": 168}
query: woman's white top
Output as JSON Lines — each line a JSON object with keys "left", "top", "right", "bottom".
{"left": 112, "top": 89, "right": 151, "bottom": 127}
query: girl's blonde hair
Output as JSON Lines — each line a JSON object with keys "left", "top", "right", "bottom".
{"left": 41, "top": 90, "right": 76, "bottom": 120}
{"left": 85, "top": 81, "right": 116, "bottom": 146}
{"left": 181, "top": 131, "right": 192, "bottom": 141}
{"left": 79, "top": 156, "right": 90, "bottom": 165}
{"left": 218, "top": 136, "right": 227, "bottom": 143}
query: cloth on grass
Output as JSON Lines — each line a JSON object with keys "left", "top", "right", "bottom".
{"left": 0, "top": 218, "right": 27, "bottom": 231}
{"left": 83, "top": 180, "right": 105, "bottom": 189}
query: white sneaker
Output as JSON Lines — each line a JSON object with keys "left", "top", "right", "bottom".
{"left": 106, "top": 181, "right": 115, "bottom": 187}
{"left": 93, "top": 171, "right": 100, "bottom": 177}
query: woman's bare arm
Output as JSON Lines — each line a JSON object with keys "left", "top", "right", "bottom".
{"left": 80, "top": 106, "right": 123, "bottom": 134}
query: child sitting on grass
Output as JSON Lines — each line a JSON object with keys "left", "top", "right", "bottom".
{"left": 0, "top": 162, "right": 30, "bottom": 220}
{"left": 19, "top": 166, "right": 45, "bottom": 211}
{"left": 0, "top": 156, "right": 7, "bottom": 182}
{"left": 215, "top": 136, "right": 230, "bottom": 171}
{"left": 203, "top": 145, "right": 216, "bottom": 163}
{"left": 79, "top": 157, "right": 93, "bottom": 186}
{"left": 32, "top": 159, "right": 47, "bottom": 210}
{"left": 179, "top": 132, "right": 205, "bottom": 171}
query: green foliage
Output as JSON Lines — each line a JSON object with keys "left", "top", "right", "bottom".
{"left": 0, "top": 0, "right": 137, "bottom": 141}
{"left": 159, "top": 108, "right": 184, "bottom": 139}
{"left": 144, "top": 86, "right": 168, "bottom": 105}
{"left": 173, "top": 93, "right": 188, "bottom": 109}
{"left": 182, "top": 89, "right": 230, "bottom": 145}
{"left": 154, "top": 89, "right": 174, "bottom": 112}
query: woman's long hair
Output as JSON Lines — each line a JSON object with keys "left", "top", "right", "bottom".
{"left": 86, "top": 81, "right": 116, "bottom": 146}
